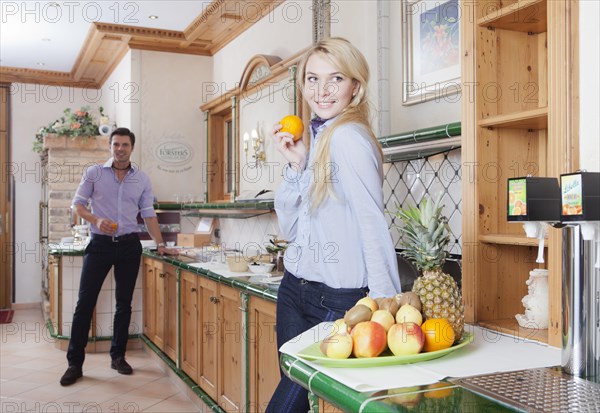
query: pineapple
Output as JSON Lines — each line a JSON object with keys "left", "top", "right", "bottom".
{"left": 396, "top": 195, "right": 464, "bottom": 341}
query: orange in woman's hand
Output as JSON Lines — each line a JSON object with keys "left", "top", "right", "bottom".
{"left": 279, "top": 115, "right": 304, "bottom": 141}
{"left": 110, "top": 223, "right": 118, "bottom": 232}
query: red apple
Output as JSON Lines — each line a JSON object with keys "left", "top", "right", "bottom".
{"left": 351, "top": 321, "right": 387, "bottom": 358}
{"left": 320, "top": 332, "right": 353, "bottom": 359}
{"left": 387, "top": 322, "right": 425, "bottom": 356}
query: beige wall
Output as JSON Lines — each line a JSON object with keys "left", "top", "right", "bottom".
{"left": 132, "top": 50, "right": 213, "bottom": 202}
{"left": 10, "top": 84, "right": 100, "bottom": 303}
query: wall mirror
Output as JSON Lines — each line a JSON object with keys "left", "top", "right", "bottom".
{"left": 202, "top": 53, "right": 304, "bottom": 203}
{"left": 238, "top": 55, "right": 301, "bottom": 198}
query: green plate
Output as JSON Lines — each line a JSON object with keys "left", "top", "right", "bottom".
{"left": 297, "top": 332, "right": 473, "bottom": 368}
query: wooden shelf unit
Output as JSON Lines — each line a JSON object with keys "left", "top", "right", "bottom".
{"left": 477, "top": 0, "right": 547, "bottom": 33}
{"left": 479, "top": 233, "right": 547, "bottom": 247}
{"left": 462, "top": 0, "right": 576, "bottom": 347}
{"left": 478, "top": 107, "right": 548, "bottom": 129}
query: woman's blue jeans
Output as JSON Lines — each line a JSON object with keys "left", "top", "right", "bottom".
{"left": 66, "top": 234, "right": 142, "bottom": 367}
{"left": 266, "top": 271, "right": 368, "bottom": 413}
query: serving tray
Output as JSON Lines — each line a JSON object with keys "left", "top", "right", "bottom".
{"left": 297, "top": 332, "right": 473, "bottom": 368}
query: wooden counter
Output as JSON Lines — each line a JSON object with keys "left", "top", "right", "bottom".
{"left": 140, "top": 251, "right": 279, "bottom": 413}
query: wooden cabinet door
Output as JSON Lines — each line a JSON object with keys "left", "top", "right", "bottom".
{"left": 248, "top": 297, "right": 279, "bottom": 413}
{"left": 142, "top": 258, "right": 157, "bottom": 341}
{"left": 319, "top": 399, "right": 344, "bottom": 413}
{"left": 198, "top": 277, "right": 219, "bottom": 400}
{"left": 164, "top": 264, "right": 178, "bottom": 361}
{"left": 153, "top": 260, "right": 166, "bottom": 351}
{"left": 180, "top": 270, "right": 198, "bottom": 380}
{"left": 218, "top": 284, "right": 243, "bottom": 413}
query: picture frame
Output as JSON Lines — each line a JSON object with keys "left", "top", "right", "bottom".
{"left": 402, "top": 0, "right": 461, "bottom": 105}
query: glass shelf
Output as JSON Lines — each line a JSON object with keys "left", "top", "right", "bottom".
{"left": 153, "top": 201, "right": 274, "bottom": 219}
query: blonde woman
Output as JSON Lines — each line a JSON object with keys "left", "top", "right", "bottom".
{"left": 267, "top": 37, "right": 401, "bottom": 412}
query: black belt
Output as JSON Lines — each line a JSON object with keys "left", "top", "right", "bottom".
{"left": 91, "top": 233, "right": 139, "bottom": 242}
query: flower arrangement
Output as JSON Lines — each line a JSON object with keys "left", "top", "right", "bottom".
{"left": 33, "top": 106, "right": 104, "bottom": 153}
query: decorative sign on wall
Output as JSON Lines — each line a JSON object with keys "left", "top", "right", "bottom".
{"left": 154, "top": 140, "right": 194, "bottom": 173}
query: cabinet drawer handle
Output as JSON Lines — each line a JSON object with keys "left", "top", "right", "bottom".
{"left": 148, "top": 269, "right": 153, "bottom": 273}
{"left": 191, "top": 287, "right": 197, "bottom": 293}
{"left": 159, "top": 272, "right": 166, "bottom": 278}
{"left": 209, "top": 296, "right": 220, "bottom": 304}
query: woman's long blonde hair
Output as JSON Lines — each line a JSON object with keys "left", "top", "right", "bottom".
{"left": 297, "top": 37, "right": 383, "bottom": 209}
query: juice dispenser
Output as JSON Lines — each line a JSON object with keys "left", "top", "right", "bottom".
{"left": 507, "top": 177, "right": 561, "bottom": 263}
{"left": 560, "top": 171, "right": 600, "bottom": 378}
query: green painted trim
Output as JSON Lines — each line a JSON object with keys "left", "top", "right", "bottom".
{"left": 232, "top": 95, "right": 238, "bottom": 201}
{"left": 176, "top": 267, "right": 181, "bottom": 371}
{"left": 45, "top": 319, "right": 140, "bottom": 342}
{"left": 281, "top": 354, "right": 398, "bottom": 413}
{"left": 48, "top": 250, "right": 280, "bottom": 301}
{"left": 57, "top": 255, "right": 62, "bottom": 333}
{"left": 143, "top": 251, "right": 279, "bottom": 302}
{"left": 140, "top": 334, "right": 225, "bottom": 413}
{"left": 240, "top": 292, "right": 250, "bottom": 412}
{"left": 378, "top": 122, "right": 461, "bottom": 148}
{"left": 204, "top": 110, "right": 209, "bottom": 204}
{"left": 290, "top": 65, "right": 298, "bottom": 115}
{"left": 308, "top": 392, "right": 320, "bottom": 413}
{"left": 153, "top": 201, "right": 274, "bottom": 210}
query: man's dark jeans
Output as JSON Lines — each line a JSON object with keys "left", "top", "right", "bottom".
{"left": 67, "top": 233, "right": 142, "bottom": 367}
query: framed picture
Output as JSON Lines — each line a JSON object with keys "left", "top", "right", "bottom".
{"left": 402, "top": 0, "right": 461, "bottom": 105}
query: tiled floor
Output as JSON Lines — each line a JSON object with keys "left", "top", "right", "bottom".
{"left": 1, "top": 306, "right": 200, "bottom": 412}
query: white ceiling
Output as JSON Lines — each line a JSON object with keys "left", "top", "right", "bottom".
{"left": 0, "top": 1, "right": 211, "bottom": 72}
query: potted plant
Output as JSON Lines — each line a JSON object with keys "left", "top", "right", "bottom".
{"left": 33, "top": 106, "right": 109, "bottom": 153}
{"left": 265, "top": 234, "right": 288, "bottom": 272}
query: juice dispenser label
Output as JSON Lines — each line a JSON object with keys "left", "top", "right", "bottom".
{"left": 508, "top": 179, "right": 527, "bottom": 216}
{"left": 561, "top": 174, "right": 583, "bottom": 215}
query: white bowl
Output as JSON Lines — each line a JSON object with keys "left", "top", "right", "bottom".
{"left": 248, "top": 263, "right": 275, "bottom": 274}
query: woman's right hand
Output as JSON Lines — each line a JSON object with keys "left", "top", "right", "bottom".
{"left": 272, "top": 123, "right": 307, "bottom": 170}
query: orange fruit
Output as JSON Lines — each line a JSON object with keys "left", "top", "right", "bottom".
{"left": 423, "top": 382, "right": 454, "bottom": 399}
{"left": 279, "top": 115, "right": 304, "bottom": 141}
{"left": 421, "top": 318, "right": 455, "bottom": 352}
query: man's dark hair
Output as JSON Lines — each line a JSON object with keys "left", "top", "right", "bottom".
{"left": 110, "top": 127, "right": 136, "bottom": 147}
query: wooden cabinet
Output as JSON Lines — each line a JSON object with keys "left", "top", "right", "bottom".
{"left": 319, "top": 399, "right": 344, "bottom": 413}
{"left": 142, "top": 258, "right": 156, "bottom": 341}
{"left": 143, "top": 257, "right": 178, "bottom": 360}
{"left": 248, "top": 297, "right": 279, "bottom": 413}
{"left": 180, "top": 270, "right": 199, "bottom": 379}
{"left": 197, "top": 275, "right": 220, "bottom": 400}
{"left": 151, "top": 259, "right": 279, "bottom": 412}
{"left": 216, "top": 283, "right": 243, "bottom": 412}
{"left": 461, "top": 0, "right": 576, "bottom": 346}
{"left": 180, "top": 270, "right": 243, "bottom": 412}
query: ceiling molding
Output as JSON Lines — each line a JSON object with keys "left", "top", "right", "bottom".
{"left": 0, "top": 0, "right": 285, "bottom": 89}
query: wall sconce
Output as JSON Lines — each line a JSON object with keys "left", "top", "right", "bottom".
{"left": 243, "top": 132, "right": 250, "bottom": 161}
{"left": 250, "top": 124, "right": 266, "bottom": 167}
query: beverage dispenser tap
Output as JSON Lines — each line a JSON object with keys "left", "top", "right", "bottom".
{"left": 507, "top": 176, "right": 562, "bottom": 264}
{"left": 560, "top": 171, "right": 600, "bottom": 378}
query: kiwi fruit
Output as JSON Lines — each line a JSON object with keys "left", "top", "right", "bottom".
{"left": 378, "top": 297, "right": 400, "bottom": 316}
{"left": 398, "top": 291, "right": 422, "bottom": 313}
{"left": 343, "top": 304, "right": 372, "bottom": 329}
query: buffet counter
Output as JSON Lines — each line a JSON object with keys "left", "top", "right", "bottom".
{"left": 46, "top": 248, "right": 600, "bottom": 413}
